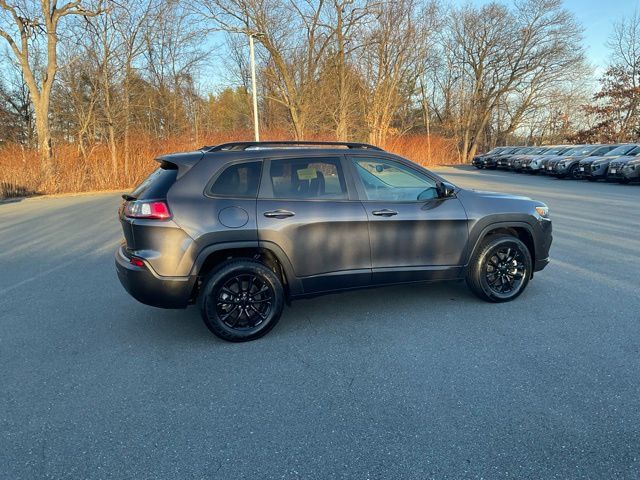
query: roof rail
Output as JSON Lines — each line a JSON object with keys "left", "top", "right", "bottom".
{"left": 202, "top": 141, "right": 384, "bottom": 152}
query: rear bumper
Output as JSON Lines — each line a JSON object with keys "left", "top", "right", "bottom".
{"left": 115, "top": 245, "right": 196, "bottom": 309}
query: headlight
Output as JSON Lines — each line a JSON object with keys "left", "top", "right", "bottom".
{"left": 535, "top": 205, "right": 549, "bottom": 218}
{"left": 558, "top": 162, "right": 566, "bottom": 168}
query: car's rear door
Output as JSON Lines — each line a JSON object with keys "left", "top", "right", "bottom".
{"left": 257, "top": 154, "right": 371, "bottom": 293}
{"left": 346, "top": 154, "right": 469, "bottom": 285}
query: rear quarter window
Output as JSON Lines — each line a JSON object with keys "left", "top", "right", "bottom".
{"left": 130, "top": 167, "right": 178, "bottom": 200}
{"left": 207, "top": 161, "right": 262, "bottom": 198}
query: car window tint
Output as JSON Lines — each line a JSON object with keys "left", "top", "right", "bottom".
{"left": 208, "top": 161, "right": 262, "bottom": 197}
{"left": 592, "top": 146, "right": 613, "bottom": 156}
{"left": 607, "top": 145, "right": 636, "bottom": 156}
{"left": 130, "top": 167, "right": 178, "bottom": 200}
{"left": 627, "top": 146, "right": 640, "bottom": 156}
{"left": 352, "top": 158, "right": 438, "bottom": 201}
{"left": 268, "top": 157, "right": 347, "bottom": 199}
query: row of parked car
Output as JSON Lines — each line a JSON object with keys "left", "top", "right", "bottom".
{"left": 472, "top": 144, "right": 640, "bottom": 183}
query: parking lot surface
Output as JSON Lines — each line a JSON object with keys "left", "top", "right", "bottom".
{"left": 1, "top": 166, "right": 639, "bottom": 479}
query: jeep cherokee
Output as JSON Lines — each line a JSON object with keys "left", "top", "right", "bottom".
{"left": 115, "top": 141, "right": 552, "bottom": 342}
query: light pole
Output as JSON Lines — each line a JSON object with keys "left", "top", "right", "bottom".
{"left": 248, "top": 33, "right": 260, "bottom": 141}
{"left": 228, "top": 29, "right": 265, "bottom": 142}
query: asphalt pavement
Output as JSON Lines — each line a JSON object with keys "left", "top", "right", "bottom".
{"left": 1, "top": 167, "right": 639, "bottom": 479}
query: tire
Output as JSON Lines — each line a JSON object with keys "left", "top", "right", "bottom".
{"left": 568, "top": 164, "right": 581, "bottom": 180}
{"left": 465, "top": 234, "right": 532, "bottom": 303}
{"left": 198, "top": 259, "right": 285, "bottom": 342}
{"left": 587, "top": 177, "right": 597, "bottom": 182}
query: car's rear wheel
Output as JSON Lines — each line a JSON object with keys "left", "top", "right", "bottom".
{"left": 198, "top": 260, "right": 284, "bottom": 342}
{"left": 466, "top": 234, "right": 532, "bottom": 303}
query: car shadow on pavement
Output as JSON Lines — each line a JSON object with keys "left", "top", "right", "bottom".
{"left": 117, "top": 280, "right": 483, "bottom": 346}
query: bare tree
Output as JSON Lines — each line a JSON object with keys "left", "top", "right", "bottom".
{"left": 359, "top": 0, "right": 437, "bottom": 146}
{"left": 110, "top": 0, "right": 156, "bottom": 176}
{"left": 195, "top": 0, "right": 337, "bottom": 139}
{"left": 321, "top": 0, "right": 373, "bottom": 140}
{"left": 440, "top": 0, "right": 584, "bottom": 161}
{"left": 0, "top": 0, "right": 104, "bottom": 174}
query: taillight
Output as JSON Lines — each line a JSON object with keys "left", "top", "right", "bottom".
{"left": 129, "top": 257, "right": 145, "bottom": 267}
{"left": 124, "top": 200, "right": 171, "bottom": 220}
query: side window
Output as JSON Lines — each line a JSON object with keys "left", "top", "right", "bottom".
{"left": 352, "top": 157, "right": 438, "bottom": 201}
{"left": 268, "top": 157, "right": 347, "bottom": 200}
{"left": 208, "top": 161, "right": 262, "bottom": 197}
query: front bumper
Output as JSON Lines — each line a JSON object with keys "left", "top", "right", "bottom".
{"left": 552, "top": 164, "right": 570, "bottom": 175}
{"left": 534, "top": 219, "right": 552, "bottom": 272}
{"left": 115, "top": 245, "right": 196, "bottom": 309}
{"left": 582, "top": 165, "right": 607, "bottom": 179}
{"left": 481, "top": 158, "right": 497, "bottom": 167}
{"left": 621, "top": 164, "right": 640, "bottom": 180}
{"left": 534, "top": 257, "right": 550, "bottom": 272}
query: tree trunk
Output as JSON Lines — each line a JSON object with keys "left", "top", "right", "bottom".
{"left": 123, "top": 65, "right": 132, "bottom": 178}
{"left": 289, "top": 105, "right": 305, "bottom": 140}
{"left": 34, "top": 101, "right": 54, "bottom": 176}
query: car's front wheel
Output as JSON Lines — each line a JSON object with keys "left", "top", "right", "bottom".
{"left": 198, "top": 259, "right": 285, "bottom": 342}
{"left": 568, "top": 164, "right": 581, "bottom": 180}
{"left": 466, "top": 234, "right": 532, "bottom": 303}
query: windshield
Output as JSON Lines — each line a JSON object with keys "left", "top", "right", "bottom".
{"left": 500, "top": 147, "right": 518, "bottom": 154}
{"left": 514, "top": 147, "right": 532, "bottom": 154}
{"left": 544, "top": 147, "right": 567, "bottom": 155}
{"left": 625, "top": 146, "right": 640, "bottom": 156}
{"left": 606, "top": 144, "right": 637, "bottom": 156}
{"left": 565, "top": 145, "right": 597, "bottom": 156}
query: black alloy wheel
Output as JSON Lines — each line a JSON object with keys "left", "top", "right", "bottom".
{"left": 216, "top": 274, "right": 273, "bottom": 329}
{"left": 483, "top": 245, "right": 526, "bottom": 296}
{"left": 466, "top": 234, "right": 532, "bottom": 302}
{"left": 568, "top": 164, "right": 581, "bottom": 180}
{"left": 199, "top": 259, "right": 285, "bottom": 342}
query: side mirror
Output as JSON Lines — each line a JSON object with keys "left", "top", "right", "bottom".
{"left": 436, "top": 181, "right": 456, "bottom": 198}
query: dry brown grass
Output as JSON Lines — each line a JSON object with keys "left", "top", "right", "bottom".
{"left": 0, "top": 131, "right": 462, "bottom": 199}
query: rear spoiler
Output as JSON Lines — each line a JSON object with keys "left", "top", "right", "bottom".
{"left": 155, "top": 151, "right": 204, "bottom": 178}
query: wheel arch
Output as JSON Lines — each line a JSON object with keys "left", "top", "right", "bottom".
{"left": 466, "top": 222, "right": 536, "bottom": 268}
{"left": 191, "top": 241, "right": 302, "bottom": 299}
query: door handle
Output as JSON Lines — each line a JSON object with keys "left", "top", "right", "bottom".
{"left": 263, "top": 209, "right": 295, "bottom": 219}
{"left": 372, "top": 209, "right": 398, "bottom": 217}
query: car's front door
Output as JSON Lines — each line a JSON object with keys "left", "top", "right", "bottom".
{"left": 257, "top": 155, "right": 371, "bottom": 293}
{"left": 347, "top": 155, "right": 469, "bottom": 284}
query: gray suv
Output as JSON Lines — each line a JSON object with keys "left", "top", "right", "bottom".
{"left": 115, "top": 141, "right": 552, "bottom": 341}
